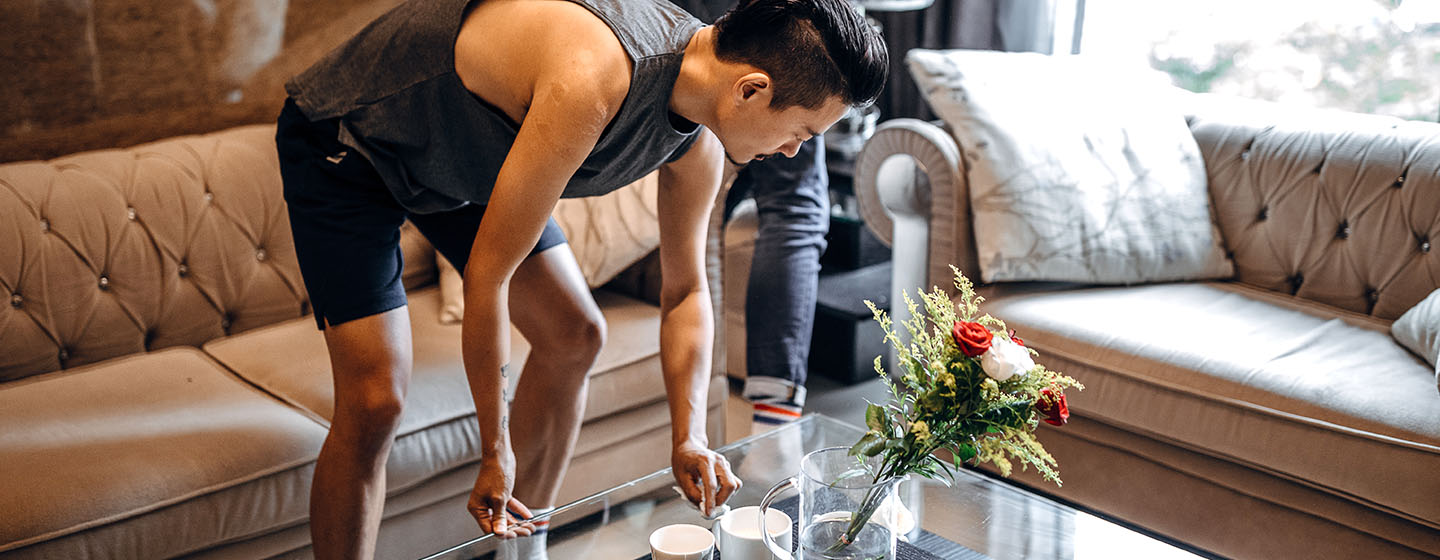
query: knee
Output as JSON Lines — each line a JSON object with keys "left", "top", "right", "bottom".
{"left": 566, "top": 310, "right": 607, "bottom": 365}
{"left": 355, "top": 388, "right": 407, "bottom": 429}
{"left": 536, "top": 309, "right": 607, "bottom": 372}
{"left": 331, "top": 378, "right": 407, "bottom": 446}
{"left": 756, "top": 203, "right": 829, "bottom": 239}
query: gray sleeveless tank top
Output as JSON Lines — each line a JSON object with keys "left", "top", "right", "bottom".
{"left": 285, "top": 0, "right": 705, "bottom": 213}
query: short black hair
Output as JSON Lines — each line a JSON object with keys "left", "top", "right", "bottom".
{"left": 712, "top": 0, "right": 889, "bottom": 110}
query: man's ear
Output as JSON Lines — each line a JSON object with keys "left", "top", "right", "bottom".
{"left": 734, "top": 72, "right": 772, "bottom": 105}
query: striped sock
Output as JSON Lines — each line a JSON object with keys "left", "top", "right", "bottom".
{"left": 752, "top": 399, "right": 803, "bottom": 433}
{"left": 498, "top": 507, "right": 553, "bottom": 560}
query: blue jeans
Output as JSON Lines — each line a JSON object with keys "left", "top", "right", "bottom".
{"left": 725, "top": 136, "right": 829, "bottom": 406}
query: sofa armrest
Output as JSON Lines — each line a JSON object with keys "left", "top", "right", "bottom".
{"left": 854, "top": 118, "right": 975, "bottom": 324}
{"left": 720, "top": 199, "right": 759, "bottom": 382}
{"left": 706, "top": 169, "right": 739, "bottom": 379}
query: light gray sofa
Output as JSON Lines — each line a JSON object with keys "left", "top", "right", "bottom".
{"left": 854, "top": 97, "right": 1440, "bottom": 559}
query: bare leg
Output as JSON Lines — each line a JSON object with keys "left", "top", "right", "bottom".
{"left": 506, "top": 245, "right": 606, "bottom": 509}
{"left": 310, "top": 307, "right": 414, "bottom": 560}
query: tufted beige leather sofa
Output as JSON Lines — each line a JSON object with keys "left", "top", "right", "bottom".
{"left": 854, "top": 95, "right": 1440, "bottom": 559}
{"left": 0, "top": 124, "right": 732, "bottom": 559}
{"left": 0, "top": 1, "right": 749, "bottom": 557}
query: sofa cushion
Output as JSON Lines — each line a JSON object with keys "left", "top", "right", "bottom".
{"left": 905, "top": 49, "right": 1233, "bottom": 285}
{"left": 202, "top": 287, "right": 667, "bottom": 491}
{"left": 0, "top": 348, "right": 327, "bottom": 558}
{"left": 433, "top": 171, "right": 663, "bottom": 325}
{"left": 551, "top": 171, "right": 663, "bottom": 289}
{"left": 983, "top": 282, "right": 1440, "bottom": 529}
{"left": 1187, "top": 103, "right": 1440, "bottom": 321}
{"left": 1391, "top": 289, "right": 1440, "bottom": 393}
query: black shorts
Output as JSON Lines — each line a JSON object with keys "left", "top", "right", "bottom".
{"left": 276, "top": 99, "right": 567, "bottom": 330}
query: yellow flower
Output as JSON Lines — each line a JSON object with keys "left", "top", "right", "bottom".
{"left": 982, "top": 378, "right": 1000, "bottom": 395}
{"left": 910, "top": 420, "right": 931, "bottom": 441}
{"left": 929, "top": 360, "right": 947, "bottom": 375}
{"left": 940, "top": 370, "right": 957, "bottom": 391}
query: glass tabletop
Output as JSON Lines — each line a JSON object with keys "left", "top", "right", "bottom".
{"left": 422, "top": 414, "right": 1206, "bottom": 560}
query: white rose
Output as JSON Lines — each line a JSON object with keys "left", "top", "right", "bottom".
{"left": 980, "top": 338, "right": 1034, "bottom": 381}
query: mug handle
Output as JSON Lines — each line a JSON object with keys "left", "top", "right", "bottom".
{"left": 759, "top": 477, "right": 797, "bottom": 560}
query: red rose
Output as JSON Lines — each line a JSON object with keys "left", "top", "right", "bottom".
{"left": 1036, "top": 388, "right": 1069, "bottom": 426}
{"left": 1009, "top": 330, "right": 1024, "bottom": 347}
{"left": 951, "top": 321, "right": 993, "bottom": 357}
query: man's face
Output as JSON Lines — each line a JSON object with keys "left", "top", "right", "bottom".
{"left": 714, "top": 95, "right": 849, "bottom": 166}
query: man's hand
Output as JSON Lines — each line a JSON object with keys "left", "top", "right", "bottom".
{"left": 467, "top": 451, "right": 535, "bottom": 538}
{"left": 672, "top": 439, "right": 741, "bottom": 518}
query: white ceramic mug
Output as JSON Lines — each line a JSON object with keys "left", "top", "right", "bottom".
{"left": 649, "top": 523, "right": 715, "bottom": 560}
{"left": 713, "top": 505, "right": 792, "bottom": 560}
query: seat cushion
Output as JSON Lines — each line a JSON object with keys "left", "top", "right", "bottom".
{"left": 982, "top": 282, "right": 1440, "bottom": 528}
{"left": 202, "top": 287, "right": 667, "bottom": 492}
{"left": 0, "top": 348, "right": 327, "bottom": 559}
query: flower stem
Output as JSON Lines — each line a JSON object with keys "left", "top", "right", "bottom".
{"left": 826, "top": 464, "right": 897, "bottom": 554}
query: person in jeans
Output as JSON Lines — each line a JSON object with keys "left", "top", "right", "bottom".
{"left": 276, "top": 0, "right": 887, "bottom": 558}
{"left": 674, "top": 0, "right": 833, "bottom": 434}
{"left": 725, "top": 137, "right": 829, "bottom": 430}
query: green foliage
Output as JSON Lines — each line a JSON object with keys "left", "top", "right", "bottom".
{"left": 1144, "top": 9, "right": 1440, "bottom": 123}
{"left": 1149, "top": 42, "right": 1247, "bottom": 93}
{"left": 855, "top": 266, "right": 1082, "bottom": 487}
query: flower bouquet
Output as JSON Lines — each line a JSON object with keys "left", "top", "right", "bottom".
{"left": 832, "top": 266, "right": 1082, "bottom": 553}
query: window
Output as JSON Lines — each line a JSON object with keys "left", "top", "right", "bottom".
{"left": 1079, "top": 0, "right": 1440, "bottom": 121}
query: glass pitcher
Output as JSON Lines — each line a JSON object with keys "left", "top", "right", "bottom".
{"left": 758, "top": 446, "right": 901, "bottom": 560}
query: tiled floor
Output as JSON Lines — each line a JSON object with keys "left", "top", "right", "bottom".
{"left": 722, "top": 373, "right": 889, "bottom": 444}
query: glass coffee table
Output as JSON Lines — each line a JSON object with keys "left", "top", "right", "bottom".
{"left": 422, "top": 414, "right": 1207, "bottom": 559}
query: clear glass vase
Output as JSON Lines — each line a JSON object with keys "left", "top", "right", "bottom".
{"left": 759, "top": 446, "right": 900, "bottom": 560}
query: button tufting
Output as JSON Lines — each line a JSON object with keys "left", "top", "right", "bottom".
{"left": 98, "top": 276, "right": 110, "bottom": 290}
{"left": 10, "top": 293, "right": 21, "bottom": 308}
{"left": 178, "top": 263, "right": 189, "bottom": 277}
{"left": 1422, "top": 238, "right": 1432, "bottom": 254}
{"left": 256, "top": 248, "right": 267, "bottom": 262}
{"left": 126, "top": 207, "right": 137, "bottom": 221}
{"left": 1240, "top": 150, "right": 1251, "bottom": 161}
{"left": 58, "top": 348, "right": 70, "bottom": 362}
{"left": 1336, "top": 221, "right": 1351, "bottom": 240}
{"left": 203, "top": 192, "right": 214, "bottom": 204}
{"left": 1290, "top": 273, "right": 1304, "bottom": 293}
{"left": 221, "top": 315, "right": 233, "bottom": 330}
{"left": 1366, "top": 288, "right": 1380, "bottom": 303}
{"left": 1257, "top": 207, "right": 1270, "bottom": 221}
{"left": 40, "top": 219, "right": 49, "bottom": 233}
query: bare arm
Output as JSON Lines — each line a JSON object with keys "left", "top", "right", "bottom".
{"left": 657, "top": 128, "right": 739, "bottom": 515}
{"left": 461, "top": 49, "right": 627, "bottom": 536}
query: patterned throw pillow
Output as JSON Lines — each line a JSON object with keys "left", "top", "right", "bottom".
{"left": 436, "top": 173, "right": 661, "bottom": 323}
{"left": 1392, "top": 289, "right": 1440, "bottom": 393}
{"left": 906, "top": 49, "right": 1234, "bottom": 284}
